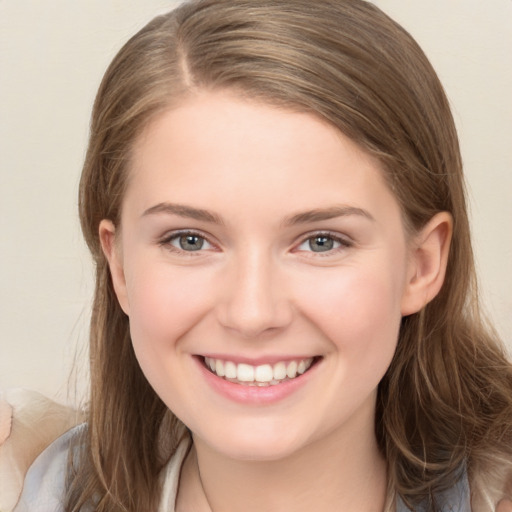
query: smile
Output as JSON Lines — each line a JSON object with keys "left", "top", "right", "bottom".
{"left": 203, "top": 357, "right": 315, "bottom": 386}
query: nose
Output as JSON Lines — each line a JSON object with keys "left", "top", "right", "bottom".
{"left": 216, "top": 249, "right": 293, "bottom": 339}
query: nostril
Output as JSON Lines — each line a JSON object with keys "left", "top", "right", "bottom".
{"left": 217, "top": 297, "right": 294, "bottom": 339}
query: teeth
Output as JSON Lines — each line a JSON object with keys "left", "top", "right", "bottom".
{"left": 255, "top": 364, "right": 273, "bottom": 383}
{"left": 273, "top": 362, "right": 287, "bottom": 380}
{"left": 204, "top": 357, "right": 314, "bottom": 386}
{"left": 215, "top": 360, "right": 225, "bottom": 377}
{"left": 225, "top": 361, "right": 237, "bottom": 379}
{"left": 286, "top": 361, "right": 298, "bottom": 378}
{"left": 237, "top": 363, "right": 254, "bottom": 382}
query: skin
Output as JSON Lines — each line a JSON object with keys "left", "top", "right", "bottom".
{"left": 101, "top": 91, "right": 452, "bottom": 512}
{"left": 498, "top": 501, "right": 512, "bottom": 512}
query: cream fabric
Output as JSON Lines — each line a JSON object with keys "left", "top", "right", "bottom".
{"left": 11, "top": 424, "right": 190, "bottom": 512}
{"left": 158, "top": 436, "right": 191, "bottom": 512}
{"left": 0, "top": 389, "right": 82, "bottom": 512}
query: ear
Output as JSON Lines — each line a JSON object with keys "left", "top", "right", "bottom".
{"left": 99, "top": 219, "right": 130, "bottom": 315}
{"left": 400, "top": 212, "right": 453, "bottom": 316}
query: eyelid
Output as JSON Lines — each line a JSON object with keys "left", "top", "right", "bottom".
{"left": 293, "top": 230, "right": 353, "bottom": 254}
{"left": 157, "top": 229, "right": 352, "bottom": 255}
{"left": 158, "top": 229, "right": 218, "bottom": 253}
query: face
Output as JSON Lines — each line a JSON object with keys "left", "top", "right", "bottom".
{"left": 103, "top": 91, "right": 420, "bottom": 462}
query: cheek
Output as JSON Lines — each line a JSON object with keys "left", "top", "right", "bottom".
{"left": 295, "top": 264, "right": 405, "bottom": 356}
{"left": 122, "top": 258, "right": 220, "bottom": 402}
{"left": 124, "top": 257, "right": 216, "bottom": 351}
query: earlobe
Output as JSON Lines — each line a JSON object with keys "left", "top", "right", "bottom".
{"left": 99, "top": 219, "right": 130, "bottom": 315}
{"left": 400, "top": 212, "right": 453, "bottom": 316}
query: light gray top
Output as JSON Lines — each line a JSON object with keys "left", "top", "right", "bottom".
{"left": 14, "top": 425, "right": 470, "bottom": 512}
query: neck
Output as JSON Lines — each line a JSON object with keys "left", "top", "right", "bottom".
{"left": 177, "top": 408, "right": 388, "bottom": 512}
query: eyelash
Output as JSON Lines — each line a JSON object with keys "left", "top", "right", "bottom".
{"left": 295, "top": 231, "right": 353, "bottom": 256}
{"left": 158, "top": 230, "right": 353, "bottom": 256}
{"left": 159, "top": 230, "right": 216, "bottom": 255}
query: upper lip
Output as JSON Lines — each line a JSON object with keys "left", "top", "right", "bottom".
{"left": 198, "top": 354, "right": 319, "bottom": 366}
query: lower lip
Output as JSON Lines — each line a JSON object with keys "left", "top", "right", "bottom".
{"left": 194, "top": 357, "right": 318, "bottom": 405}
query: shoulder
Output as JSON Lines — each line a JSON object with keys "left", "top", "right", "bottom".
{"left": 396, "top": 470, "right": 471, "bottom": 511}
{"left": 0, "top": 389, "right": 84, "bottom": 512}
{"left": 13, "top": 423, "right": 86, "bottom": 512}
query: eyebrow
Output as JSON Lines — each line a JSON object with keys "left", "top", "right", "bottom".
{"left": 282, "top": 206, "right": 375, "bottom": 226}
{"left": 141, "top": 202, "right": 374, "bottom": 226}
{"left": 141, "top": 202, "right": 224, "bottom": 224}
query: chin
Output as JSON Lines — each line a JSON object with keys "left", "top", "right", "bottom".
{"left": 193, "top": 420, "right": 312, "bottom": 462}
{"left": 212, "top": 439, "right": 304, "bottom": 462}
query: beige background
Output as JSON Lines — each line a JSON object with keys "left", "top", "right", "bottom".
{"left": 1, "top": 1, "right": 511, "bottom": 406}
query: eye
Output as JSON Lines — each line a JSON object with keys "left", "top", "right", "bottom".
{"left": 296, "top": 233, "right": 350, "bottom": 253}
{"left": 162, "top": 231, "right": 214, "bottom": 252}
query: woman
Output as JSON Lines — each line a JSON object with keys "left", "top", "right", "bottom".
{"left": 14, "top": 1, "right": 512, "bottom": 511}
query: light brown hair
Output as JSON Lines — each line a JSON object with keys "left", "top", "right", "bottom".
{"left": 72, "top": 1, "right": 512, "bottom": 510}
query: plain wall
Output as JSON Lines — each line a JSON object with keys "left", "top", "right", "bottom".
{"left": 1, "top": 0, "right": 511, "bottom": 405}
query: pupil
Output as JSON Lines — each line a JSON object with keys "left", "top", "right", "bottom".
{"left": 310, "top": 236, "right": 333, "bottom": 252}
{"left": 180, "top": 234, "right": 203, "bottom": 251}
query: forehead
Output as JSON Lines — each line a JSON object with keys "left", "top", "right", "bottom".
{"left": 125, "top": 90, "right": 401, "bottom": 228}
